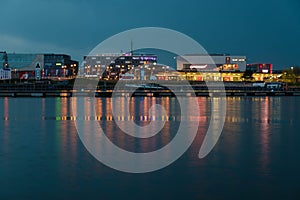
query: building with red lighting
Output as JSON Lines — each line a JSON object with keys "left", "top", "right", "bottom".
{"left": 246, "top": 63, "right": 273, "bottom": 74}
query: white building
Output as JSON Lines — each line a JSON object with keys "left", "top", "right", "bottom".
{"left": 0, "top": 68, "right": 12, "bottom": 80}
{"left": 177, "top": 54, "right": 246, "bottom": 71}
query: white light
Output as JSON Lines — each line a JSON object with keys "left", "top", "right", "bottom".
{"left": 190, "top": 65, "right": 207, "bottom": 69}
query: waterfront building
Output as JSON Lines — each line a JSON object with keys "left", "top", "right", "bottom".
{"left": 176, "top": 54, "right": 246, "bottom": 71}
{"left": 83, "top": 53, "right": 157, "bottom": 79}
{"left": 246, "top": 63, "right": 273, "bottom": 74}
{"left": 43, "top": 54, "right": 78, "bottom": 78}
{"left": 0, "top": 68, "right": 11, "bottom": 80}
{"left": 0, "top": 52, "right": 78, "bottom": 79}
{"left": 155, "top": 71, "right": 281, "bottom": 82}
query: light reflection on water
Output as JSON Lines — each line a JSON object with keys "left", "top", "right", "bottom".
{"left": 0, "top": 97, "right": 300, "bottom": 199}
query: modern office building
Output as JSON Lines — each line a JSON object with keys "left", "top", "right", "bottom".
{"left": 83, "top": 53, "right": 157, "bottom": 79}
{"left": 246, "top": 63, "right": 273, "bottom": 74}
{"left": 43, "top": 54, "right": 78, "bottom": 78}
{"left": 0, "top": 52, "right": 78, "bottom": 79}
{"left": 177, "top": 54, "right": 246, "bottom": 72}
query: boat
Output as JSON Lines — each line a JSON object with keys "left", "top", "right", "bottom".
{"left": 125, "top": 83, "right": 165, "bottom": 90}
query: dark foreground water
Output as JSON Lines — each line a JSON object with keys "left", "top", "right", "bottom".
{"left": 0, "top": 97, "right": 300, "bottom": 200}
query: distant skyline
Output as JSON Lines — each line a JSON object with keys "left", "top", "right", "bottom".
{"left": 0, "top": 0, "right": 299, "bottom": 69}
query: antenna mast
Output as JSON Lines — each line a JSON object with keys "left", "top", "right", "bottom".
{"left": 130, "top": 40, "right": 133, "bottom": 56}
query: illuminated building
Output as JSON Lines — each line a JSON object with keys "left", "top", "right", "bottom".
{"left": 43, "top": 54, "right": 78, "bottom": 78}
{"left": 246, "top": 63, "right": 273, "bottom": 74}
{"left": 0, "top": 52, "right": 78, "bottom": 79}
{"left": 176, "top": 54, "right": 246, "bottom": 71}
{"left": 83, "top": 53, "right": 157, "bottom": 79}
{"left": 155, "top": 71, "right": 281, "bottom": 82}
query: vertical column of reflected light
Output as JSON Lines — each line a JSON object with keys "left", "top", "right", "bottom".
{"left": 3, "top": 97, "right": 10, "bottom": 153}
{"left": 84, "top": 97, "right": 93, "bottom": 149}
{"left": 159, "top": 97, "right": 171, "bottom": 158}
{"left": 55, "top": 98, "right": 62, "bottom": 154}
{"left": 40, "top": 98, "right": 47, "bottom": 146}
{"left": 259, "top": 97, "right": 271, "bottom": 175}
{"left": 61, "top": 97, "right": 70, "bottom": 157}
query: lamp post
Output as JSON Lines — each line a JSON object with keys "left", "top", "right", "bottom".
{"left": 71, "top": 64, "right": 74, "bottom": 78}
{"left": 73, "top": 64, "right": 77, "bottom": 77}
{"left": 62, "top": 65, "right": 67, "bottom": 78}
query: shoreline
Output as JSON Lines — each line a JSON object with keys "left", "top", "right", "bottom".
{"left": 1, "top": 79, "right": 300, "bottom": 97}
{"left": 1, "top": 90, "right": 299, "bottom": 98}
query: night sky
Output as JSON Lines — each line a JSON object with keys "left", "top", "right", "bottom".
{"left": 0, "top": 0, "right": 299, "bottom": 69}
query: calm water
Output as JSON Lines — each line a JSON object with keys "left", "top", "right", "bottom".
{"left": 0, "top": 97, "right": 300, "bottom": 199}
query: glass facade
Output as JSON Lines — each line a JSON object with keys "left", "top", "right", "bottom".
{"left": 0, "top": 53, "right": 38, "bottom": 70}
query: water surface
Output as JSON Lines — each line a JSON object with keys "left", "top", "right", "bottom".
{"left": 0, "top": 97, "right": 299, "bottom": 199}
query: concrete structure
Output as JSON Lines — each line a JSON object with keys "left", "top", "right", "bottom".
{"left": 177, "top": 54, "right": 246, "bottom": 72}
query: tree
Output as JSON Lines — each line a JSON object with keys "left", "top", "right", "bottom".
{"left": 291, "top": 66, "right": 300, "bottom": 76}
{"left": 281, "top": 68, "right": 296, "bottom": 83}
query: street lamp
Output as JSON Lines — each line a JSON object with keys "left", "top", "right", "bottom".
{"left": 70, "top": 64, "right": 74, "bottom": 78}
{"left": 62, "top": 65, "right": 67, "bottom": 78}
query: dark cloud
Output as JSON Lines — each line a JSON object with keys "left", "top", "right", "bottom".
{"left": 0, "top": 0, "right": 299, "bottom": 68}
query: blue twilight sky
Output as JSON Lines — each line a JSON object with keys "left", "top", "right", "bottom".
{"left": 0, "top": 0, "right": 299, "bottom": 69}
